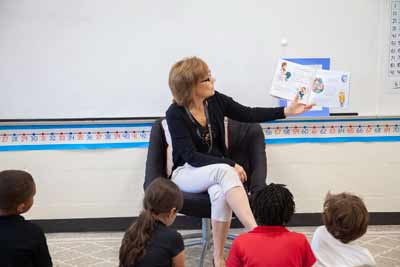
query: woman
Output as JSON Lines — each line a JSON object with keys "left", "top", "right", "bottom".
{"left": 166, "top": 57, "right": 312, "bottom": 267}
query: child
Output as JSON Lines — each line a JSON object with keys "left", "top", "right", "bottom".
{"left": 0, "top": 170, "right": 52, "bottom": 267}
{"left": 311, "top": 192, "right": 376, "bottom": 266}
{"left": 119, "top": 177, "right": 185, "bottom": 267}
{"left": 226, "top": 183, "right": 316, "bottom": 267}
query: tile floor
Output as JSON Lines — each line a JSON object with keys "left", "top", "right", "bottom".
{"left": 47, "top": 225, "right": 400, "bottom": 267}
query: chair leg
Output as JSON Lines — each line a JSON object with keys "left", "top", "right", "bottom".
{"left": 182, "top": 217, "right": 240, "bottom": 264}
{"left": 227, "top": 233, "right": 237, "bottom": 241}
{"left": 198, "top": 218, "right": 211, "bottom": 267}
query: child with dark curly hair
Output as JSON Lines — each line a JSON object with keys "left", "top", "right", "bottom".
{"left": 311, "top": 192, "right": 376, "bottom": 266}
{"left": 226, "top": 183, "right": 315, "bottom": 267}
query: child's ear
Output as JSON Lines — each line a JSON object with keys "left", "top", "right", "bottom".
{"left": 16, "top": 203, "right": 26, "bottom": 214}
{"left": 170, "top": 207, "right": 177, "bottom": 216}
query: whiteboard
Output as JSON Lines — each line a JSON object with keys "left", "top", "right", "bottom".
{"left": 0, "top": 0, "right": 392, "bottom": 119}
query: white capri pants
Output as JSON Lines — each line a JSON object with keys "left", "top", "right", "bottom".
{"left": 171, "top": 163, "right": 243, "bottom": 222}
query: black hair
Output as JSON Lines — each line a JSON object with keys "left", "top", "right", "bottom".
{"left": 251, "top": 183, "right": 295, "bottom": 225}
{"left": 0, "top": 170, "right": 35, "bottom": 212}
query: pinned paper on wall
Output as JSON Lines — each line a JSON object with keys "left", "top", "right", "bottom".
{"left": 388, "top": 1, "right": 400, "bottom": 93}
{"left": 389, "top": 1, "right": 400, "bottom": 78}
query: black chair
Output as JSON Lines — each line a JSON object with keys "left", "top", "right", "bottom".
{"left": 144, "top": 118, "right": 267, "bottom": 267}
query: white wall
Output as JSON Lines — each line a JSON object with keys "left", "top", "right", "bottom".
{"left": 0, "top": 0, "right": 391, "bottom": 118}
{"left": 0, "top": 142, "right": 398, "bottom": 220}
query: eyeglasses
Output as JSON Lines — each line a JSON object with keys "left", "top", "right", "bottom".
{"left": 200, "top": 77, "right": 211, "bottom": 83}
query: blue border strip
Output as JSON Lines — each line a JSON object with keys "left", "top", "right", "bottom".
{"left": 266, "top": 136, "right": 400, "bottom": 144}
{"left": 0, "top": 142, "right": 149, "bottom": 151}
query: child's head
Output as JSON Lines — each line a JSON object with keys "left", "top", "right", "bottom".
{"left": 142, "top": 177, "right": 184, "bottom": 225}
{"left": 322, "top": 192, "right": 368, "bottom": 244}
{"left": 119, "top": 177, "right": 183, "bottom": 267}
{"left": 251, "top": 183, "right": 295, "bottom": 226}
{"left": 0, "top": 170, "right": 36, "bottom": 215}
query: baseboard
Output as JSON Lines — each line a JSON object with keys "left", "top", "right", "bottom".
{"left": 33, "top": 212, "right": 400, "bottom": 233}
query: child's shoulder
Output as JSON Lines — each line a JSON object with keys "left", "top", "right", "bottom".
{"left": 153, "top": 224, "right": 184, "bottom": 252}
{"left": 0, "top": 215, "right": 45, "bottom": 238}
{"left": 22, "top": 219, "right": 46, "bottom": 237}
{"left": 287, "top": 230, "right": 309, "bottom": 242}
{"left": 155, "top": 223, "right": 182, "bottom": 241}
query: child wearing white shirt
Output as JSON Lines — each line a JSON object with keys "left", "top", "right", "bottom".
{"left": 311, "top": 192, "right": 376, "bottom": 267}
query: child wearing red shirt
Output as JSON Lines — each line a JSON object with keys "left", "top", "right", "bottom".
{"left": 226, "top": 183, "right": 316, "bottom": 267}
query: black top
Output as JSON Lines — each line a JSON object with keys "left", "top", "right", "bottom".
{"left": 166, "top": 90, "right": 285, "bottom": 172}
{"left": 135, "top": 221, "right": 184, "bottom": 267}
{"left": 0, "top": 215, "right": 52, "bottom": 267}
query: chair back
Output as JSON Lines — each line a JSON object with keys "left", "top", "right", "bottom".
{"left": 144, "top": 118, "right": 267, "bottom": 218}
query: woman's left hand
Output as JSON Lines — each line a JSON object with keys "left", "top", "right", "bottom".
{"left": 284, "top": 94, "right": 315, "bottom": 117}
{"left": 234, "top": 164, "right": 247, "bottom": 183}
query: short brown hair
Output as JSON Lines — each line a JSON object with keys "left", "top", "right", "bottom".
{"left": 322, "top": 192, "right": 368, "bottom": 243}
{"left": 0, "top": 170, "right": 35, "bottom": 212}
{"left": 168, "top": 57, "right": 209, "bottom": 107}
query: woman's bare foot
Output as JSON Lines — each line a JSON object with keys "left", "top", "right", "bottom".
{"left": 213, "top": 257, "right": 226, "bottom": 267}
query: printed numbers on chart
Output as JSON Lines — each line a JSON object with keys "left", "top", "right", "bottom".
{"left": 346, "top": 126, "right": 354, "bottom": 134}
{"left": 1, "top": 134, "right": 8, "bottom": 142}
{"left": 105, "top": 131, "right": 112, "bottom": 139}
{"left": 30, "top": 133, "right": 38, "bottom": 142}
{"left": 311, "top": 127, "right": 318, "bottom": 134}
{"left": 139, "top": 131, "right": 147, "bottom": 139}
{"left": 283, "top": 127, "right": 290, "bottom": 135}
{"left": 123, "top": 131, "right": 130, "bottom": 139}
{"left": 86, "top": 132, "right": 93, "bottom": 140}
{"left": 49, "top": 133, "right": 57, "bottom": 141}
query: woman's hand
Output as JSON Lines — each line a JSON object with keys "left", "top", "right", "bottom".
{"left": 234, "top": 164, "right": 247, "bottom": 183}
{"left": 284, "top": 94, "right": 315, "bottom": 117}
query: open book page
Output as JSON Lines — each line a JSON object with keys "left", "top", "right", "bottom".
{"left": 308, "top": 69, "right": 350, "bottom": 108}
{"left": 270, "top": 59, "right": 316, "bottom": 104}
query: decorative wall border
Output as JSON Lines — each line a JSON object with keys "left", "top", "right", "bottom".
{"left": 0, "top": 123, "right": 152, "bottom": 151}
{"left": 263, "top": 117, "right": 400, "bottom": 144}
{"left": 1, "top": 117, "right": 400, "bottom": 151}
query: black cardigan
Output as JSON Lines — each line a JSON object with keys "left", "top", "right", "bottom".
{"left": 166, "top": 91, "right": 285, "bottom": 172}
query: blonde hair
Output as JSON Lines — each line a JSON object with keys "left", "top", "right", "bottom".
{"left": 168, "top": 57, "right": 209, "bottom": 107}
